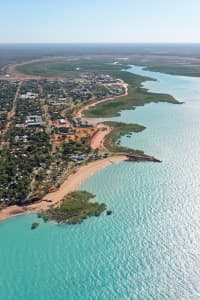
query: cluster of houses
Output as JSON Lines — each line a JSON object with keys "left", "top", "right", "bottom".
{"left": 69, "top": 87, "right": 92, "bottom": 102}
{"left": 70, "top": 117, "right": 92, "bottom": 128}
{"left": 80, "top": 73, "right": 117, "bottom": 84}
{"left": 50, "top": 97, "right": 70, "bottom": 107}
{"left": 96, "top": 74, "right": 116, "bottom": 83}
{"left": 20, "top": 92, "right": 39, "bottom": 100}
{"left": 55, "top": 126, "right": 74, "bottom": 136}
{"left": 107, "top": 85, "right": 123, "bottom": 95}
{"left": 25, "top": 115, "right": 43, "bottom": 127}
{"left": 14, "top": 135, "right": 28, "bottom": 143}
{"left": 0, "top": 81, "right": 18, "bottom": 114}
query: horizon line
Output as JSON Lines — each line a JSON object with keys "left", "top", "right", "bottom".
{"left": 1, "top": 42, "right": 200, "bottom": 45}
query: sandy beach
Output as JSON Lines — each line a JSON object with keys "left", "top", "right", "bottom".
{"left": 0, "top": 155, "right": 127, "bottom": 222}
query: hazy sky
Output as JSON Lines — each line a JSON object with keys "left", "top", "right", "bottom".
{"left": 1, "top": 0, "right": 200, "bottom": 43}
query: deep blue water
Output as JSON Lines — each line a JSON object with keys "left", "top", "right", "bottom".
{"left": 1, "top": 66, "right": 200, "bottom": 299}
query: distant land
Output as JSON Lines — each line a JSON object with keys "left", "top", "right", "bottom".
{"left": 2, "top": 43, "right": 200, "bottom": 77}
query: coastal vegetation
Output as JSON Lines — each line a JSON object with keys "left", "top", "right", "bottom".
{"left": 103, "top": 121, "right": 146, "bottom": 155}
{"left": 85, "top": 69, "right": 179, "bottom": 118}
{"left": 125, "top": 59, "right": 200, "bottom": 77}
{"left": 144, "top": 63, "right": 200, "bottom": 77}
{"left": 39, "top": 191, "right": 106, "bottom": 224}
{"left": 31, "top": 222, "right": 39, "bottom": 229}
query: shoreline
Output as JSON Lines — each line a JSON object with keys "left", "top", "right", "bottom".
{"left": 0, "top": 64, "right": 161, "bottom": 223}
{"left": 0, "top": 76, "right": 129, "bottom": 222}
{"left": 0, "top": 73, "right": 129, "bottom": 222}
{"left": 0, "top": 73, "right": 161, "bottom": 222}
{"left": 0, "top": 155, "right": 127, "bottom": 222}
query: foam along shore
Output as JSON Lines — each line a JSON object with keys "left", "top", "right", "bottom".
{"left": 0, "top": 155, "right": 127, "bottom": 222}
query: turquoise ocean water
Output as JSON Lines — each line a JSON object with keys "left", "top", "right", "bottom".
{"left": 1, "top": 66, "right": 200, "bottom": 299}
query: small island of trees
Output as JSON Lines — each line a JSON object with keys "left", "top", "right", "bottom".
{"left": 38, "top": 191, "right": 107, "bottom": 224}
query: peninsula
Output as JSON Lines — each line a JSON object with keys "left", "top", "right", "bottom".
{"left": 0, "top": 58, "right": 180, "bottom": 223}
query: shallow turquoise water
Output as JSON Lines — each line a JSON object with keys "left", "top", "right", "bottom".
{"left": 1, "top": 66, "right": 200, "bottom": 299}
